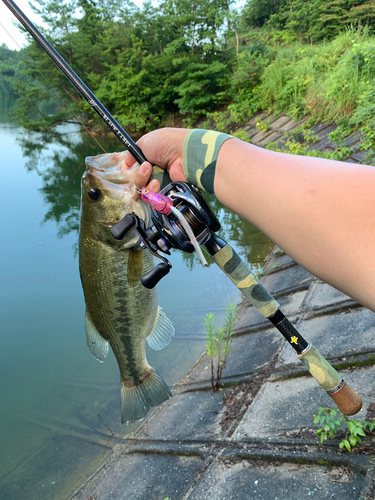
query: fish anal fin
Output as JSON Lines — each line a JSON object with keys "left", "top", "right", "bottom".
{"left": 85, "top": 311, "right": 109, "bottom": 362}
{"left": 120, "top": 368, "right": 172, "bottom": 424}
{"left": 128, "top": 249, "right": 144, "bottom": 287}
{"left": 147, "top": 306, "right": 175, "bottom": 351}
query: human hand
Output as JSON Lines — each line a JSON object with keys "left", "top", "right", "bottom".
{"left": 124, "top": 128, "right": 190, "bottom": 191}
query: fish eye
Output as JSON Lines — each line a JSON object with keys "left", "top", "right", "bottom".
{"left": 88, "top": 188, "right": 102, "bottom": 201}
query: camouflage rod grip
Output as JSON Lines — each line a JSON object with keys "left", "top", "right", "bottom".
{"left": 298, "top": 345, "right": 362, "bottom": 415}
{"left": 211, "top": 243, "right": 279, "bottom": 318}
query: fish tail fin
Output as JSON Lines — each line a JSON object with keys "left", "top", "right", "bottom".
{"left": 120, "top": 369, "right": 172, "bottom": 424}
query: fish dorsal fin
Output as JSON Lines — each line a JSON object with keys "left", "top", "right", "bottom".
{"left": 147, "top": 307, "right": 175, "bottom": 350}
{"left": 85, "top": 311, "right": 109, "bottom": 362}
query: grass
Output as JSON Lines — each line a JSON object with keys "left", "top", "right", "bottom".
{"left": 209, "top": 27, "right": 375, "bottom": 138}
{"left": 205, "top": 303, "right": 237, "bottom": 392}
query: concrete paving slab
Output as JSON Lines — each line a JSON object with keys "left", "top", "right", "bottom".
{"left": 279, "top": 117, "right": 307, "bottom": 132}
{"left": 246, "top": 112, "right": 267, "bottom": 128}
{"left": 263, "top": 251, "right": 294, "bottom": 272}
{"left": 342, "top": 132, "right": 362, "bottom": 147}
{"left": 180, "top": 328, "right": 282, "bottom": 387}
{"left": 246, "top": 126, "right": 259, "bottom": 139}
{"left": 270, "top": 115, "right": 291, "bottom": 129}
{"left": 276, "top": 290, "right": 309, "bottom": 316}
{"left": 233, "top": 366, "right": 375, "bottom": 440}
{"left": 311, "top": 122, "right": 330, "bottom": 134}
{"left": 264, "top": 113, "right": 280, "bottom": 125}
{"left": 188, "top": 457, "right": 366, "bottom": 500}
{"left": 133, "top": 390, "right": 228, "bottom": 441}
{"left": 307, "top": 136, "right": 334, "bottom": 152}
{"left": 352, "top": 150, "right": 369, "bottom": 162}
{"left": 279, "top": 307, "right": 375, "bottom": 365}
{"left": 315, "top": 124, "right": 338, "bottom": 139}
{"left": 260, "top": 131, "right": 283, "bottom": 145}
{"left": 260, "top": 265, "right": 315, "bottom": 296}
{"left": 251, "top": 130, "right": 274, "bottom": 144}
{"left": 72, "top": 449, "right": 203, "bottom": 500}
{"left": 305, "top": 282, "right": 355, "bottom": 311}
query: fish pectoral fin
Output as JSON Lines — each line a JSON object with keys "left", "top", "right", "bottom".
{"left": 120, "top": 369, "right": 172, "bottom": 424}
{"left": 85, "top": 311, "right": 109, "bottom": 362}
{"left": 147, "top": 306, "right": 175, "bottom": 351}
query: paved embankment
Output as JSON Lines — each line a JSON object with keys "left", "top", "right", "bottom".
{"left": 71, "top": 113, "right": 375, "bottom": 500}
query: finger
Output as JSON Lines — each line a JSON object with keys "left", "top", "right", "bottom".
{"left": 125, "top": 151, "right": 138, "bottom": 168}
{"left": 148, "top": 179, "right": 161, "bottom": 193}
{"left": 134, "top": 161, "right": 153, "bottom": 191}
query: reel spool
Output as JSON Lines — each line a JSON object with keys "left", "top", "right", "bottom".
{"left": 110, "top": 182, "right": 221, "bottom": 288}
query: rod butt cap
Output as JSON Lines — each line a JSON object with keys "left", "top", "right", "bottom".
{"left": 328, "top": 381, "right": 362, "bottom": 416}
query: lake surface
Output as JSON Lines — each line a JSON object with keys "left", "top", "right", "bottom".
{"left": 0, "top": 95, "right": 273, "bottom": 500}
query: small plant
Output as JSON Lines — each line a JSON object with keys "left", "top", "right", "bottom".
{"left": 256, "top": 120, "right": 270, "bottom": 132}
{"left": 205, "top": 303, "right": 237, "bottom": 392}
{"left": 231, "top": 129, "right": 251, "bottom": 142}
{"left": 314, "top": 407, "right": 375, "bottom": 452}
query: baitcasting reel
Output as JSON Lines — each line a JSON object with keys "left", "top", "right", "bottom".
{"left": 110, "top": 182, "right": 221, "bottom": 289}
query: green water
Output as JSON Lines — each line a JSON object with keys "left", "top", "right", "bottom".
{"left": 0, "top": 96, "right": 273, "bottom": 500}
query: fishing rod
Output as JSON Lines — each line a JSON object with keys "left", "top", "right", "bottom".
{"left": 4, "top": 0, "right": 362, "bottom": 416}
{"left": 2, "top": 0, "right": 148, "bottom": 166}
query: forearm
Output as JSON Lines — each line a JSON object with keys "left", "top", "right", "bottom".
{"left": 215, "top": 139, "right": 375, "bottom": 312}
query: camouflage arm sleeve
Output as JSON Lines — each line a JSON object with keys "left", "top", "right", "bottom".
{"left": 182, "top": 129, "right": 233, "bottom": 195}
{"left": 150, "top": 165, "right": 172, "bottom": 188}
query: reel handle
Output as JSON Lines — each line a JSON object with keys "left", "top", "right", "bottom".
{"left": 110, "top": 212, "right": 172, "bottom": 288}
{"left": 110, "top": 214, "right": 136, "bottom": 240}
{"left": 141, "top": 263, "right": 171, "bottom": 289}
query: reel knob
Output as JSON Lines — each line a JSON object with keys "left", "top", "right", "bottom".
{"left": 110, "top": 214, "right": 136, "bottom": 239}
{"left": 141, "top": 262, "right": 171, "bottom": 289}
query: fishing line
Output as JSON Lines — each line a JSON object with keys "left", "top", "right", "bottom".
{"left": 0, "top": 20, "right": 110, "bottom": 156}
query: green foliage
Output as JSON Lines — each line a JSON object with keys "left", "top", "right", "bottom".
{"left": 314, "top": 407, "right": 375, "bottom": 451}
{"left": 241, "top": 0, "right": 375, "bottom": 43}
{"left": 255, "top": 119, "right": 270, "bottom": 131}
{"left": 0, "top": 44, "right": 29, "bottom": 95}
{"left": 231, "top": 128, "right": 250, "bottom": 142}
{"left": 9, "top": 0, "right": 375, "bottom": 136}
{"left": 265, "top": 122, "right": 352, "bottom": 161}
{"left": 205, "top": 303, "right": 237, "bottom": 392}
{"left": 13, "top": 0, "right": 238, "bottom": 133}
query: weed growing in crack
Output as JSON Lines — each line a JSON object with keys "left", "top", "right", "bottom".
{"left": 205, "top": 303, "right": 237, "bottom": 392}
{"left": 314, "top": 407, "right": 375, "bottom": 451}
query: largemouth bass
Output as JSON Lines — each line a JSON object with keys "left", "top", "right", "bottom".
{"left": 79, "top": 151, "right": 174, "bottom": 424}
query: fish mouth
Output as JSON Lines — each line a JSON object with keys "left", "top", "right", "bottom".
{"left": 85, "top": 151, "right": 139, "bottom": 185}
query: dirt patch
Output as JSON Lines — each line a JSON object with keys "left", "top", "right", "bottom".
{"left": 220, "top": 356, "right": 278, "bottom": 436}
{"left": 335, "top": 441, "right": 375, "bottom": 455}
{"left": 282, "top": 427, "right": 318, "bottom": 440}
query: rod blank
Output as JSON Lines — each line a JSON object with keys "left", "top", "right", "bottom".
{"left": 2, "top": 0, "right": 147, "bottom": 165}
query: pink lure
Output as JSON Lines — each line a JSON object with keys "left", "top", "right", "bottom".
{"left": 141, "top": 188, "right": 173, "bottom": 214}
